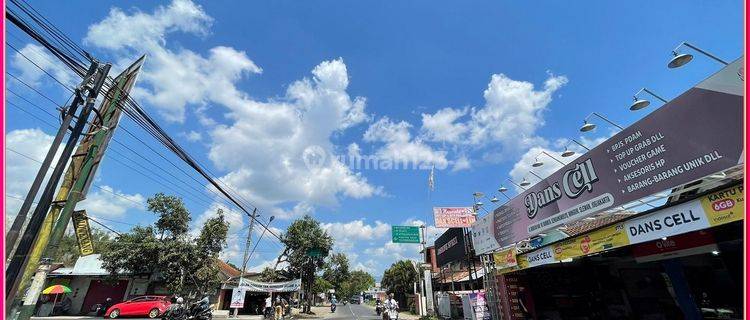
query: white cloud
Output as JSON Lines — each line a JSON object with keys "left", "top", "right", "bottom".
{"left": 420, "top": 107, "right": 468, "bottom": 143}
{"left": 85, "top": 0, "right": 261, "bottom": 122}
{"left": 5, "top": 129, "right": 62, "bottom": 226}
{"left": 363, "top": 117, "right": 449, "bottom": 170}
{"left": 208, "top": 59, "right": 381, "bottom": 212}
{"left": 322, "top": 219, "right": 391, "bottom": 251}
{"left": 11, "top": 43, "right": 77, "bottom": 88}
{"left": 78, "top": 186, "right": 145, "bottom": 218}
{"left": 182, "top": 130, "right": 202, "bottom": 142}
{"left": 85, "top": 1, "right": 381, "bottom": 219}
{"left": 467, "top": 73, "right": 568, "bottom": 149}
{"left": 451, "top": 155, "right": 471, "bottom": 172}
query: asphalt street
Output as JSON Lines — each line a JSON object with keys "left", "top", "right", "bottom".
{"left": 325, "top": 303, "right": 382, "bottom": 320}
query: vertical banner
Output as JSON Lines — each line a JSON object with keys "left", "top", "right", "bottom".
{"left": 71, "top": 210, "right": 94, "bottom": 256}
{"left": 230, "top": 288, "right": 246, "bottom": 308}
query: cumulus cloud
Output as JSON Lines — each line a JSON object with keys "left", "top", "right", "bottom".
{"left": 322, "top": 219, "right": 391, "bottom": 251}
{"left": 5, "top": 129, "right": 144, "bottom": 228}
{"left": 363, "top": 117, "right": 449, "bottom": 170}
{"left": 78, "top": 186, "right": 145, "bottom": 218}
{"left": 11, "top": 43, "right": 78, "bottom": 88}
{"left": 84, "top": 0, "right": 381, "bottom": 219}
{"left": 420, "top": 107, "right": 469, "bottom": 144}
{"left": 85, "top": 0, "right": 261, "bottom": 122}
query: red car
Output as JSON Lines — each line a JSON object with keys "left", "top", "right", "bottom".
{"left": 105, "top": 295, "right": 171, "bottom": 318}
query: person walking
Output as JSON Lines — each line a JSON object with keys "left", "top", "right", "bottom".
{"left": 274, "top": 296, "right": 283, "bottom": 319}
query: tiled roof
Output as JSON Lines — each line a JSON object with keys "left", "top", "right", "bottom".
{"left": 562, "top": 212, "right": 635, "bottom": 237}
{"left": 216, "top": 259, "right": 242, "bottom": 278}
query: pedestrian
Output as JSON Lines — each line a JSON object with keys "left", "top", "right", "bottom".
{"left": 274, "top": 296, "right": 283, "bottom": 319}
{"left": 264, "top": 295, "right": 273, "bottom": 318}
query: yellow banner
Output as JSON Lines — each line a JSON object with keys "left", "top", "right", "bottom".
{"left": 72, "top": 210, "right": 95, "bottom": 256}
{"left": 493, "top": 247, "right": 518, "bottom": 270}
{"left": 701, "top": 185, "right": 744, "bottom": 226}
{"left": 554, "top": 223, "right": 629, "bottom": 260}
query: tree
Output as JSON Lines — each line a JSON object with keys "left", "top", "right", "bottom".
{"left": 312, "top": 277, "right": 333, "bottom": 295}
{"left": 53, "top": 228, "right": 112, "bottom": 266}
{"left": 381, "top": 260, "right": 418, "bottom": 307}
{"left": 147, "top": 193, "right": 190, "bottom": 239}
{"left": 275, "top": 215, "right": 333, "bottom": 313}
{"left": 322, "top": 253, "right": 350, "bottom": 295}
{"left": 100, "top": 193, "right": 228, "bottom": 296}
{"left": 346, "top": 270, "right": 375, "bottom": 297}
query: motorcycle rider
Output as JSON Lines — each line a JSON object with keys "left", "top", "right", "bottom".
{"left": 383, "top": 293, "right": 398, "bottom": 320}
{"left": 330, "top": 296, "right": 338, "bottom": 313}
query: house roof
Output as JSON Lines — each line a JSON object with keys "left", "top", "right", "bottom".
{"left": 562, "top": 212, "right": 636, "bottom": 237}
{"left": 216, "top": 260, "right": 242, "bottom": 279}
{"left": 50, "top": 254, "right": 126, "bottom": 276}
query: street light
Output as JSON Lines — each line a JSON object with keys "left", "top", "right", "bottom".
{"left": 580, "top": 112, "right": 624, "bottom": 132}
{"left": 668, "top": 42, "right": 728, "bottom": 69}
{"left": 519, "top": 178, "right": 531, "bottom": 187}
{"left": 490, "top": 196, "right": 499, "bottom": 203}
{"left": 506, "top": 178, "right": 527, "bottom": 190}
{"left": 532, "top": 150, "right": 566, "bottom": 167}
{"left": 498, "top": 186, "right": 508, "bottom": 193}
{"left": 560, "top": 139, "right": 589, "bottom": 158}
{"left": 630, "top": 88, "right": 668, "bottom": 111}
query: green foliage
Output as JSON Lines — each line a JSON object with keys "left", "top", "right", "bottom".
{"left": 258, "top": 266, "right": 289, "bottom": 282}
{"left": 54, "top": 228, "right": 112, "bottom": 266}
{"left": 312, "top": 276, "right": 333, "bottom": 294}
{"left": 147, "top": 193, "right": 190, "bottom": 239}
{"left": 339, "top": 270, "right": 375, "bottom": 299}
{"left": 100, "top": 193, "right": 228, "bottom": 296}
{"left": 381, "top": 260, "right": 418, "bottom": 305}
{"left": 280, "top": 215, "right": 333, "bottom": 274}
{"left": 322, "top": 253, "right": 350, "bottom": 294}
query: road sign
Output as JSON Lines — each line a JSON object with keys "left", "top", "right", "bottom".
{"left": 392, "top": 226, "right": 421, "bottom": 243}
{"left": 306, "top": 248, "right": 323, "bottom": 257}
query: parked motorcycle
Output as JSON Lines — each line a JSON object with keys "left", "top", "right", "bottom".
{"left": 163, "top": 296, "right": 212, "bottom": 320}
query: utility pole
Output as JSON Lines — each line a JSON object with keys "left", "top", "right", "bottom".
{"left": 4, "top": 64, "right": 99, "bottom": 258}
{"left": 234, "top": 208, "right": 258, "bottom": 318}
{"left": 5, "top": 61, "right": 108, "bottom": 310}
{"left": 11, "top": 56, "right": 145, "bottom": 320}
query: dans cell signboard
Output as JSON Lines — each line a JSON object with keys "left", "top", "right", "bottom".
{"left": 487, "top": 58, "right": 744, "bottom": 248}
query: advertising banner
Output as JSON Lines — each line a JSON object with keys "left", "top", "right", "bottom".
{"left": 238, "top": 279, "right": 302, "bottom": 293}
{"left": 71, "top": 210, "right": 94, "bottom": 256}
{"left": 434, "top": 207, "right": 476, "bottom": 228}
{"left": 392, "top": 226, "right": 421, "bottom": 243}
{"left": 700, "top": 185, "right": 744, "bottom": 226}
{"left": 489, "top": 58, "right": 743, "bottom": 247}
{"left": 435, "top": 228, "right": 467, "bottom": 267}
{"left": 633, "top": 230, "right": 717, "bottom": 263}
{"left": 468, "top": 292, "right": 492, "bottom": 320}
{"left": 553, "top": 223, "right": 630, "bottom": 261}
{"left": 471, "top": 214, "right": 500, "bottom": 255}
{"left": 492, "top": 247, "right": 518, "bottom": 270}
{"left": 517, "top": 246, "right": 555, "bottom": 269}
{"left": 230, "top": 288, "right": 245, "bottom": 308}
{"left": 625, "top": 199, "right": 710, "bottom": 245}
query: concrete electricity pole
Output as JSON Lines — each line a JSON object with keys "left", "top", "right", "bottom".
{"left": 10, "top": 56, "right": 145, "bottom": 320}
{"left": 234, "top": 208, "right": 258, "bottom": 317}
{"left": 5, "top": 61, "right": 109, "bottom": 310}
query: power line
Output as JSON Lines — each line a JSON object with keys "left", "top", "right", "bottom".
{"left": 5, "top": 5, "right": 285, "bottom": 245}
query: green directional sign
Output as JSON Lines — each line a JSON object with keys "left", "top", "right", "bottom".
{"left": 392, "top": 226, "right": 421, "bottom": 243}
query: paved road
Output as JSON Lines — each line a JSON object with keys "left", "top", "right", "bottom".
{"left": 326, "top": 303, "right": 381, "bottom": 320}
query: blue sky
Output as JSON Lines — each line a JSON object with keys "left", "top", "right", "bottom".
{"left": 6, "top": 0, "right": 743, "bottom": 277}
